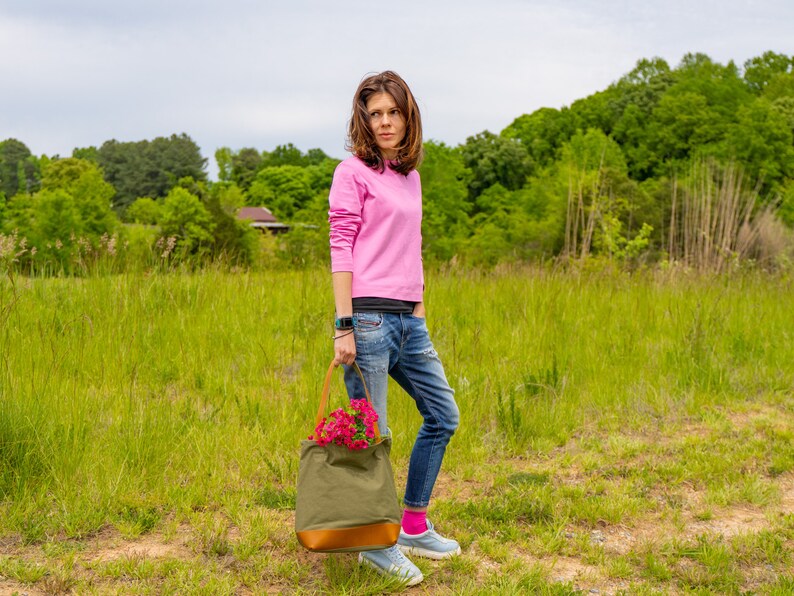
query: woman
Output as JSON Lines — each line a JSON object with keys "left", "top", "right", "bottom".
{"left": 328, "top": 71, "right": 461, "bottom": 586}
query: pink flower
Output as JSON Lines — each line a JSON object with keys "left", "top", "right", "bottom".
{"left": 310, "top": 399, "right": 380, "bottom": 450}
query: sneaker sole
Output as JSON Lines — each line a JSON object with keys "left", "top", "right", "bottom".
{"left": 397, "top": 544, "right": 462, "bottom": 560}
{"left": 358, "top": 553, "right": 424, "bottom": 586}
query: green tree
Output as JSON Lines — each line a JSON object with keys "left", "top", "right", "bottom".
{"left": 72, "top": 146, "right": 99, "bottom": 163}
{"left": 772, "top": 96, "right": 794, "bottom": 136}
{"left": 259, "top": 144, "right": 333, "bottom": 169}
{"left": 609, "top": 58, "right": 674, "bottom": 179}
{"left": 463, "top": 184, "right": 556, "bottom": 265}
{"left": 150, "top": 134, "right": 207, "bottom": 185}
{"left": 418, "top": 141, "right": 472, "bottom": 260}
{"left": 248, "top": 165, "right": 313, "bottom": 219}
{"left": 96, "top": 133, "right": 207, "bottom": 213}
{"left": 502, "top": 107, "right": 576, "bottom": 167}
{"left": 610, "top": 58, "right": 673, "bottom": 117}
{"left": 0, "top": 139, "right": 40, "bottom": 198}
{"left": 534, "top": 129, "right": 656, "bottom": 259}
{"left": 306, "top": 148, "right": 332, "bottom": 165}
{"left": 261, "top": 143, "right": 305, "bottom": 168}
{"left": 514, "top": 171, "right": 569, "bottom": 257}
{"left": 304, "top": 158, "right": 339, "bottom": 194}
{"left": 229, "top": 148, "right": 263, "bottom": 191}
{"left": 159, "top": 187, "right": 216, "bottom": 256}
{"left": 217, "top": 145, "right": 336, "bottom": 194}
{"left": 569, "top": 87, "right": 623, "bottom": 135}
{"left": 40, "top": 158, "right": 117, "bottom": 238}
{"left": 649, "top": 92, "right": 721, "bottom": 163}
{"left": 1, "top": 158, "right": 121, "bottom": 272}
{"left": 29, "top": 189, "right": 83, "bottom": 269}
{"left": 463, "top": 216, "right": 515, "bottom": 266}
{"left": 1, "top": 191, "right": 33, "bottom": 238}
{"left": 673, "top": 53, "right": 751, "bottom": 116}
{"left": 763, "top": 73, "right": 794, "bottom": 102}
{"left": 778, "top": 181, "right": 794, "bottom": 226}
{"left": 215, "top": 147, "right": 233, "bottom": 182}
{"left": 724, "top": 99, "right": 794, "bottom": 191}
{"left": 461, "top": 131, "right": 533, "bottom": 201}
{"left": 612, "top": 103, "right": 658, "bottom": 179}
{"left": 619, "top": 57, "right": 672, "bottom": 87}
{"left": 744, "top": 51, "right": 794, "bottom": 93}
{"left": 170, "top": 177, "right": 256, "bottom": 263}
{"left": 205, "top": 182, "right": 258, "bottom": 264}
{"left": 212, "top": 182, "right": 246, "bottom": 214}
{"left": 126, "top": 197, "right": 162, "bottom": 225}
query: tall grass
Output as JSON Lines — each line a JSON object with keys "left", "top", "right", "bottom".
{"left": 1, "top": 265, "right": 792, "bottom": 544}
{"left": 667, "top": 159, "right": 784, "bottom": 271}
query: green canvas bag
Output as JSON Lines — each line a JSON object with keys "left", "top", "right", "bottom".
{"left": 295, "top": 361, "right": 401, "bottom": 553}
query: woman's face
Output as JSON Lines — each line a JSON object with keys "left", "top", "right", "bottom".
{"left": 365, "top": 92, "right": 405, "bottom": 160}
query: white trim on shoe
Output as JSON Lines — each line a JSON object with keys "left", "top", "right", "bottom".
{"left": 358, "top": 546, "right": 424, "bottom": 586}
{"left": 397, "top": 543, "right": 461, "bottom": 560}
{"left": 397, "top": 521, "right": 462, "bottom": 560}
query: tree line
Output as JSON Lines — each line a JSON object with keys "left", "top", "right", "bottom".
{"left": 417, "top": 51, "right": 794, "bottom": 266}
{"left": 1, "top": 51, "right": 793, "bottom": 273}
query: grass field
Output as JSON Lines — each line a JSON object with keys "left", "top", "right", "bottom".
{"left": 1, "top": 265, "right": 793, "bottom": 594}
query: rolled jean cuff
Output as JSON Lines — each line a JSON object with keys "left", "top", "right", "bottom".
{"left": 403, "top": 498, "right": 430, "bottom": 508}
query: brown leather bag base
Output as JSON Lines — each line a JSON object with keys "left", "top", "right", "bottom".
{"left": 296, "top": 522, "right": 400, "bottom": 553}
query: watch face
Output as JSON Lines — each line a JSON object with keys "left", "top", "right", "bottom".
{"left": 335, "top": 316, "right": 356, "bottom": 329}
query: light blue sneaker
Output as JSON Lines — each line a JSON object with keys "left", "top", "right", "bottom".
{"left": 397, "top": 520, "right": 461, "bottom": 560}
{"left": 358, "top": 545, "right": 424, "bottom": 586}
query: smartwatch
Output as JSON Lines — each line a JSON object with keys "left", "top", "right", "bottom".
{"left": 334, "top": 316, "right": 357, "bottom": 330}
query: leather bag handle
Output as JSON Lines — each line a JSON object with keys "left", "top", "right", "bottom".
{"left": 315, "top": 361, "right": 382, "bottom": 441}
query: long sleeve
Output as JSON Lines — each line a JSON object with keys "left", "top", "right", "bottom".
{"left": 328, "top": 160, "right": 364, "bottom": 273}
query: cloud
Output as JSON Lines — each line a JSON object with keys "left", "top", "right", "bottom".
{"left": 1, "top": 0, "right": 793, "bottom": 175}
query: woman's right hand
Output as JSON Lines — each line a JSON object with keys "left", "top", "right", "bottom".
{"left": 334, "top": 332, "right": 356, "bottom": 366}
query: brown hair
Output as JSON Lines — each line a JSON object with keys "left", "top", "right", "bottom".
{"left": 346, "top": 71, "right": 423, "bottom": 175}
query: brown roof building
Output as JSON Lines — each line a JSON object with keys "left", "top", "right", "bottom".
{"left": 237, "top": 207, "right": 289, "bottom": 233}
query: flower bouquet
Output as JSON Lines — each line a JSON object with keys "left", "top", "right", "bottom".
{"left": 309, "top": 399, "right": 380, "bottom": 450}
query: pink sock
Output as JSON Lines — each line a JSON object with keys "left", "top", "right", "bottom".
{"left": 401, "top": 510, "right": 428, "bottom": 535}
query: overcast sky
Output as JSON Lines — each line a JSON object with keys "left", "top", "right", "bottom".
{"left": 1, "top": 0, "right": 793, "bottom": 177}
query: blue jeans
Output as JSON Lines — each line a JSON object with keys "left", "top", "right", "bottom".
{"left": 343, "top": 312, "right": 459, "bottom": 508}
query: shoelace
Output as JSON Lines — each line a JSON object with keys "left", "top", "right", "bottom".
{"left": 386, "top": 547, "right": 410, "bottom": 565}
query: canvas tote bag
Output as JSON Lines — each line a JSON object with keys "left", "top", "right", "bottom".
{"left": 295, "top": 361, "right": 401, "bottom": 552}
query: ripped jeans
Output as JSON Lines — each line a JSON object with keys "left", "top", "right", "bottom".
{"left": 343, "top": 312, "right": 459, "bottom": 508}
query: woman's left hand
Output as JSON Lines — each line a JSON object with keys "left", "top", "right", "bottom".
{"left": 333, "top": 332, "right": 357, "bottom": 366}
{"left": 412, "top": 302, "right": 426, "bottom": 319}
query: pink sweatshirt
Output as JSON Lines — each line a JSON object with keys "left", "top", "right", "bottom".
{"left": 328, "top": 156, "right": 424, "bottom": 302}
